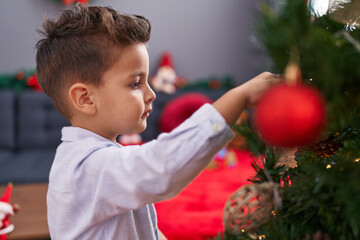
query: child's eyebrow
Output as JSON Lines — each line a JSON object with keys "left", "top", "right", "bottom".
{"left": 128, "top": 71, "right": 145, "bottom": 78}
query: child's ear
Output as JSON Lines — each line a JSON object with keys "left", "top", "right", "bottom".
{"left": 68, "top": 83, "right": 97, "bottom": 115}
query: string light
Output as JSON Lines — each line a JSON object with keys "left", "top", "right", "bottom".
{"left": 355, "top": 158, "right": 360, "bottom": 162}
{"left": 326, "top": 164, "right": 331, "bottom": 169}
{"left": 258, "top": 235, "right": 266, "bottom": 239}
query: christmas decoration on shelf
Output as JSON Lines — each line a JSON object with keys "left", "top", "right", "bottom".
{"left": 0, "top": 70, "right": 41, "bottom": 92}
{"left": 0, "top": 183, "right": 19, "bottom": 240}
{"left": 55, "top": 0, "right": 89, "bottom": 6}
{"left": 150, "top": 52, "right": 188, "bottom": 94}
{"left": 214, "top": 0, "right": 360, "bottom": 239}
{"left": 25, "top": 73, "right": 41, "bottom": 92}
{"left": 181, "top": 75, "right": 235, "bottom": 91}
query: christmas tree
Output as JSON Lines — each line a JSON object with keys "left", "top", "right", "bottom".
{"left": 218, "top": 0, "right": 360, "bottom": 239}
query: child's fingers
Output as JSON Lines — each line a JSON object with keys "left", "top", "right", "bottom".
{"left": 270, "top": 73, "right": 284, "bottom": 83}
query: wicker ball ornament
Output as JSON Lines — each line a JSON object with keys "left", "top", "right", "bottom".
{"left": 223, "top": 182, "right": 278, "bottom": 236}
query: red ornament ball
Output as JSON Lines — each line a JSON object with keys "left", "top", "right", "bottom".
{"left": 254, "top": 83, "right": 326, "bottom": 147}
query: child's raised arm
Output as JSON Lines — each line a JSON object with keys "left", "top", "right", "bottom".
{"left": 212, "top": 72, "right": 282, "bottom": 125}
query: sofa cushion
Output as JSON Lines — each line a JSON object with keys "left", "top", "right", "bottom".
{"left": 0, "top": 149, "right": 56, "bottom": 184}
{"left": 18, "top": 91, "right": 70, "bottom": 149}
{"left": 0, "top": 90, "right": 16, "bottom": 149}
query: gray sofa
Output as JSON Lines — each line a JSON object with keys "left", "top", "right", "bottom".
{"left": 0, "top": 88, "right": 227, "bottom": 184}
{"left": 0, "top": 90, "right": 69, "bottom": 184}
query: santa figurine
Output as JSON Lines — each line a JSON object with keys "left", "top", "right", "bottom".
{"left": 0, "top": 183, "right": 18, "bottom": 240}
{"left": 150, "top": 52, "right": 187, "bottom": 94}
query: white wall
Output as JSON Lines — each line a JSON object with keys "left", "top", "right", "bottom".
{"left": 0, "top": 0, "right": 266, "bottom": 84}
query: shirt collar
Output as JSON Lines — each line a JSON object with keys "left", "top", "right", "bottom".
{"left": 61, "top": 126, "right": 121, "bottom": 147}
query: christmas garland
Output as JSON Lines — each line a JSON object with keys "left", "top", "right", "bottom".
{"left": 180, "top": 75, "right": 235, "bottom": 91}
{"left": 54, "top": 0, "right": 89, "bottom": 6}
{"left": 0, "top": 70, "right": 41, "bottom": 92}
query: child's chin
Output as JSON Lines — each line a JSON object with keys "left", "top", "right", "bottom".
{"left": 136, "top": 124, "right": 147, "bottom": 133}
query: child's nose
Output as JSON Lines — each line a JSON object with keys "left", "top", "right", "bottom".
{"left": 145, "top": 85, "right": 156, "bottom": 103}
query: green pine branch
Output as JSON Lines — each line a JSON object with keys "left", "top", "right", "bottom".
{"left": 219, "top": 0, "right": 360, "bottom": 239}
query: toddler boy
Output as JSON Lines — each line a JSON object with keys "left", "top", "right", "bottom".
{"left": 36, "top": 3, "right": 281, "bottom": 240}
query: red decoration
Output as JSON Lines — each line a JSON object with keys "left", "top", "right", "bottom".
{"left": 150, "top": 52, "right": 188, "bottom": 94}
{"left": 16, "top": 71, "right": 25, "bottom": 81}
{"left": 254, "top": 83, "right": 326, "bottom": 147}
{"left": 62, "top": 0, "right": 89, "bottom": 5}
{"left": 0, "top": 183, "right": 17, "bottom": 240}
{"left": 159, "top": 52, "right": 174, "bottom": 69}
{"left": 26, "top": 74, "right": 42, "bottom": 92}
{"left": 159, "top": 93, "right": 212, "bottom": 133}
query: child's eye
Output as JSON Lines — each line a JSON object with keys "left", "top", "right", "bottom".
{"left": 130, "top": 81, "right": 141, "bottom": 89}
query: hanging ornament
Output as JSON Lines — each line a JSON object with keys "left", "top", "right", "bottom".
{"left": 297, "top": 133, "right": 342, "bottom": 158}
{"left": 276, "top": 147, "right": 298, "bottom": 170}
{"left": 223, "top": 182, "right": 279, "bottom": 237}
{"left": 253, "top": 63, "right": 327, "bottom": 148}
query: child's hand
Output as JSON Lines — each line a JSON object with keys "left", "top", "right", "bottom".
{"left": 241, "top": 72, "right": 283, "bottom": 108}
{"left": 212, "top": 72, "right": 283, "bottom": 125}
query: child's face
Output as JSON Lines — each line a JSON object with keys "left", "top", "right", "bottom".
{"left": 93, "top": 43, "right": 156, "bottom": 141}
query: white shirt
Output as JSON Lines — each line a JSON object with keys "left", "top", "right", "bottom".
{"left": 47, "top": 104, "right": 233, "bottom": 240}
